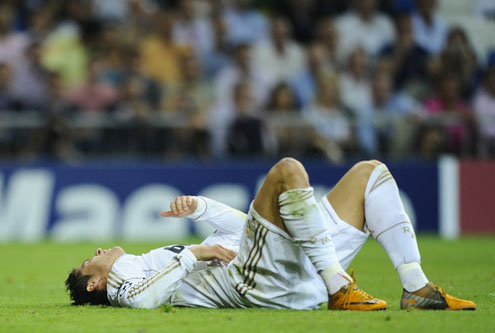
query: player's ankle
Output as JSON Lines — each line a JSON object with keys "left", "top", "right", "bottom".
{"left": 320, "top": 263, "right": 351, "bottom": 295}
{"left": 397, "top": 262, "right": 428, "bottom": 292}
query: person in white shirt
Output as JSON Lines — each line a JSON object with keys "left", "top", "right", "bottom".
{"left": 335, "top": 0, "right": 395, "bottom": 59}
{"left": 251, "top": 16, "right": 306, "bottom": 86}
{"left": 411, "top": 0, "right": 449, "bottom": 55}
{"left": 339, "top": 48, "right": 373, "bottom": 116}
{"left": 66, "top": 158, "right": 476, "bottom": 311}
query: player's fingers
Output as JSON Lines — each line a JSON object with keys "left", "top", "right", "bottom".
{"left": 171, "top": 202, "right": 178, "bottom": 214}
{"left": 176, "top": 197, "right": 183, "bottom": 212}
{"left": 186, "top": 196, "right": 192, "bottom": 206}
{"left": 180, "top": 196, "right": 189, "bottom": 211}
{"left": 160, "top": 210, "right": 175, "bottom": 217}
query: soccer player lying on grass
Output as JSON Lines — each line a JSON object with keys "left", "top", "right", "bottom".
{"left": 66, "top": 158, "right": 476, "bottom": 311}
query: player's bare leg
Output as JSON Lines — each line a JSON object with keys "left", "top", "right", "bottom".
{"left": 253, "top": 158, "right": 387, "bottom": 310}
{"left": 326, "top": 160, "right": 476, "bottom": 310}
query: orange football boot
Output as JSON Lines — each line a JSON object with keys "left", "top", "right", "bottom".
{"left": 401, "top": 282, "right": 476, "bottom": 310}
{"left": 328, "top": 271, "right": 387, "bottom": 311}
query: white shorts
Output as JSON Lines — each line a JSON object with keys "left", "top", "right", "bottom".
{"left": 172, "top": 197, "right": 369, "bottom": 309}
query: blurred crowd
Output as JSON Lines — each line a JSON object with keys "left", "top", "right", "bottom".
{"left": 0, "top": 0, "right": 495, "bottom": 163}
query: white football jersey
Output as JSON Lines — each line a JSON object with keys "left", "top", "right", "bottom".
{"left": 106, "top": 197, "right": 246, "bottom": 309}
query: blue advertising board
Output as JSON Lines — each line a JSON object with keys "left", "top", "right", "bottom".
{"left": 0, "top": 160, "right": 438, "bottom": 242}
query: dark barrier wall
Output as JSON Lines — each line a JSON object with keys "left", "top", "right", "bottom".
{"left": 0, "top": 161, "right": 439, "bottom": 242}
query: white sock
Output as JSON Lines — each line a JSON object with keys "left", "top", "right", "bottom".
{"left": 397, "top": 262, "right": 428, "bottom": 292}
{"left": 364, "top": 164, "right": 428, "bottom": 291}
{"left": 279, "top": 187, "right": 350, "bottom": 295}
{"left": 320, "top": 263, "right": 352, "bottom": 295}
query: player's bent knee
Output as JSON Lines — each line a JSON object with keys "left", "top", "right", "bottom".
{"left": 350, "top": 160, "right": 382, "bottom": 183}
{"left": 368, "top": 159, "right": 383, "bottom": 167}
{"left": 269, "top": 157, "right": 309, "bottom": 187}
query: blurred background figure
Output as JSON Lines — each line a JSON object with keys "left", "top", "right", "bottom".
{"left": 379, "top": 14, "right": 429, "bottom": 98}
{"left": 304, "top": 76, "right": 354, "bottom": 163}
{"left": 223, "top": 0, "right": 269, "bottom": 46}
{"left": 227, "top": 80, "right": 268, "bottom": 156}
{"left": 428, "top": 27, "right": 479, "bottom": 99}
{"left": 412, "top": 0, "right": 449, "bottom": 55}
{"left": 473, "top": 67, "right": 495, "bottom": 158}
{"left": 291, "top": 41, "right": 333, "bottom": 108}
{"left": 251, "top": 16, "right": 306, "bottom": 87}
{"left": 357, "top": 71, "right": 420, "bottom": 159}
{"left": 138, "top": 12, "right": 189, "bottom": 88}
{"left": 264, "top": 82, "right": 302, "bottom": 157}
{"left": 339, "top": 48, "right": 372, "bottom": 118}
{"left": 336, "top": 0, "right": 395, "bottom": 59}
{"left": 64, "top": 58, "right": 118, "bottom": 112}
{"left": 421, "top": 73, "right": 473, "bottom": 158}
{"left": 0, "top": 63, "right": 18, "bottom": 110}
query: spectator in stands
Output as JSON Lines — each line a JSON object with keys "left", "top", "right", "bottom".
{"left": 0, "top": 5, "right": 32, "bottom": 99}
{"left": 429, "top": 27, "right": 478, "bottom": 99}
{"left": 90, "top": 0, "right": 133, "bottom": 22}
{"left": 223, "top": 0, "right": 269, "bottom": 46}
{"left": 357, "top": 71, "right": 420, "bottom": 159}
{"left": 380, "top": 14, "right": 429, "bottom": 97}
{"left": 138, "top": 12, "right": 190, "bottom": 87}
{"left": 214, "top": 43, "right": 271, "bottom": 110}
{"left": 0, "top": 63, "right": 18, "bottom": 110}
{"left": 64, "top": 58, "right": 118, "bottom": 111}
{"left": 227, "top": 81, "right": 267, "bottom": 156}
{"left": 315, "top": 18, "right": 339, "bottom": 69}
{"left": 45, "top": 72, "right": 71, "bottom": 114}
{"left": 29, "top": 8, "right": 55, "bottom": 43}
{"left": 422, "top": 74, "right": 473, "bottom": 156}
{"left": 163, "top": 50, "right": 213, "bottom": 157}
{"left": 39, "top": 11, "right": 89, "bottom": 88}
{"left": 277, "top": 0, "right": 320, "bottom": 45}
{"left": 266, "top": 82, "right": 299, "bottom": 112}
{"left": 172, "top": 0, "right": 214, "bottom": 63}
{"left": 335, "top": 0, "right": 395, "bottom": 59}
{"left": 412, "top": 0, "right": 449, "bottom": 55}
{"left": 251, "top": 16, "right": 306, "bottom": 88}
{"left": 265, "top": 82, "right": 302, "bottom": 156}
{"left": 304, "top": 76, "right": 353, "bottom": 163}
{"left": 291, "top": 41, "right": 333, "bottom": 108}
{"left": 12, "top": 42, "right": 50, "bottom": 110}
{"left": 203, "top": 14, "right": 231, "bottom": 78}
{"left": 339, "top": 48, "right": 373, "bottom": 117}
{"left": 120, "top": 0, "right": 157, "bottom": 47}
{"left": 121, "top": 48, "right": 161, "bottom": 111}
{"left": 97, "top": 24, "right": 127, "bottom": 88}
{"left": 473, "top": 68, "right": 495, "bottom": 157}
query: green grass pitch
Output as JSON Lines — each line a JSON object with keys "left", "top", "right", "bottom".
{"left": 1, "top": 236, "right": 494, "bottom": 332}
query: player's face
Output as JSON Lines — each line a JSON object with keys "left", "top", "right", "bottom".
{"left": 78, "top": 246, "right": 125, "bottom": 276}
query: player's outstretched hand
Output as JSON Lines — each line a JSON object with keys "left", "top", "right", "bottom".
{"left": 161, "top": 195, "right": 198, "bottom": 218}
{"left": 189, "top": 244, "right": 237, "bottom": 263}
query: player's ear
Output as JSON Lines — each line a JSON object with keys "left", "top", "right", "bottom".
{"left": 87, "top": 276, "right": 99, "bottom": 292}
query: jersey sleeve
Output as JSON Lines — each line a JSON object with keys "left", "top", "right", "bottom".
{"left": 188, "top": 196, "right": 247, "bottom": 235}
{"left": 113, "top": 249, "right": 197, "bottom": 309}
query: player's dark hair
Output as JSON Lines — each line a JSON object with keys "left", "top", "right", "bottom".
{"left": 65, "top": 269, "right": 110, "bottom": 306}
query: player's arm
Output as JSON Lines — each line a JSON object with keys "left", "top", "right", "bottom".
{"left": 161, "top": 195, "right": 247, "bottom": 235}
{"left": 115, "top": 244, "right": 236, "bottom": 309}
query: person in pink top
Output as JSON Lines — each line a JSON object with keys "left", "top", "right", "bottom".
{"left": 423, "top": 74, "right": 473, "bottom": 156}
{"left": 65, "top": 58, "right": 118, "bottom": 112}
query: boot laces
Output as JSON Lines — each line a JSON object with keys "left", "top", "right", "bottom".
{"left": 341, "top": 270, "right": 373, "bottom": 308}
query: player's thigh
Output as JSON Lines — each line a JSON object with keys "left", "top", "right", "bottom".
{"left": 326, "top": 160, "right": 381, "bottom": 230}
{"left": 253, "top": 158, "right": 309, "bottom": 232}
